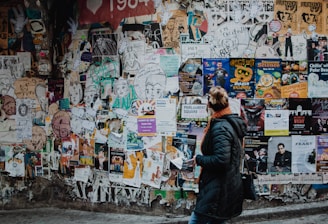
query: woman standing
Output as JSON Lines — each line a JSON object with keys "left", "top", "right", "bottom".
{"left": 189, "top": 86, "right": 247, "bottom": 224}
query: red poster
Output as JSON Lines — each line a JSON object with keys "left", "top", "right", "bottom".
{"left": 78, "top": 0, "right": 154, "bottom": 29}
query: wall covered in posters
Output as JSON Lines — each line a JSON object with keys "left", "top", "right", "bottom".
{"left": 2, "top": 0, "right": 328, "bottom": 210}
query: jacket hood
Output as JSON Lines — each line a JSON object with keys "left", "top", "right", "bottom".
{"left": 222, "top": 114, "right": 247, "bottom": 139}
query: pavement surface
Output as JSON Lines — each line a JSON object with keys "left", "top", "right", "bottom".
{"left": 1, "top": 200, "right": 328, "bottom": 224}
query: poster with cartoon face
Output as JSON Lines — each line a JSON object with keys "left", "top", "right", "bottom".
{"left": 51, "top": 110, "right": 71, "bottom": 139}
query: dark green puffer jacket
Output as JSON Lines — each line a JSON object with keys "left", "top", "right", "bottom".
{"left": 194, "top": 113, "right": 247, "bottom": 220}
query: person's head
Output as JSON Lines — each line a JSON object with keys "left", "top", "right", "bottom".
{"left": 84, "top": 85, "right": 98, "bottom": 107}
{"left": 145, "top": 74, "right": 166, "bottom": 100}
{"left": 207, "top": 86, "right": 229, "bottom": 112}
{"left": 259, "top": 148, "right": 267, "bottom": 156}
{"left": 18, "top": 104, "right": 28, "bottom": 116}
{"left": 1, "top": 95, "right": 16, "bottom": 116}
{"left": 98, "top": 149, "right": 104, "bottom": 158}
{"left": 114, "top": 77, "right": 129, "bottom": 97}
{"left": 277, "top": 143, "right": 285, "bottom": 154}
{"left": 69, "top": 81, "right": 83, "bottom": 106}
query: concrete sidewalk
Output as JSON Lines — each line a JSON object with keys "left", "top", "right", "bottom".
{"left": 1, "top": 200, "right": 328, "bottom": 224}
{"left": 231, "top": 199, "right": 328, "bottom": 223}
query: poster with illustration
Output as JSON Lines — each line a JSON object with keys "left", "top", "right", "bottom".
{"left": 255, "top": 59, "right": 282, "bottom": 98}
{"left": 78, "top": 138, "right": 95, "bottom": 166}
{"left": 178, "top": 58, "right": 203, "bottom": 96}
{"left": 123, "top": 150, "right": 144, "bottom": 188}
{"left": 159, "top": 9, "right": 187, "bottom": 54}
{"left": 264, "top": 98, "right": 289, "bottom": 110}
{"left": 202, "top": 58, "right": 230, "bottom": 94}
{"left": 131, "top": 99, "right": 156, "bottom": 137}
{"left": 274, "top": 0, "right": 298, "bottom": 33}
{"left": 4, "top": 144, "right": 26, "bottom": 177}
{"left": 25, "top": 151, "right": 42, "bottom": 179}
{"left": 229, "top": 58, "right": 255, "bottom": 98}
{"left": 289, "top": 98, "right": 312, "bottom": 135}
{"left": 0, "top": 56, "right": 22, "bottom": 77}
{"left": 281, "top": 60, "right": 308, "bottom": 98}
{"left": 298, "top": 0, "right": 324, "bottom": 35}
{"left": 109, "top": 146, "right": 125, "bottom": 183}
{"left": 141, "top": 149, "right": 164, "bottom": 189}
{"left": 291, "top": 135, "right": 316, "bottom": 173}
{"left": 240, "top": 98, "right": 265, "bottom": 136}
{"left": 134, "top": 63, "right": 168, "bottom": 100}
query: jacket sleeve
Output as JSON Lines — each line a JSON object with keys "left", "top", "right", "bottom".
{"left": 196, "top": 121, "right": 233, "bottom": 171}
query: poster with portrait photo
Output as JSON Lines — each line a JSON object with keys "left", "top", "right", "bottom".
{"left": 267, "top": 136, "right": 292, "bottom": 174}
{"left": 91, "top": 28, "right": 118, "bottom": 61}
{"left": 15, "top": 98, "right": 33, "bottom": 140}
{"left": 202, "top": 58, "right": 230, "bottom": 95}
{"left": 311, "top": 98, "right": 328, "bottom": 135}
{"left": 244, "top": 136, "right": 270, "bottom": 174}
{"left": 1, "top": 56, "right": 24, "bottom": 78}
